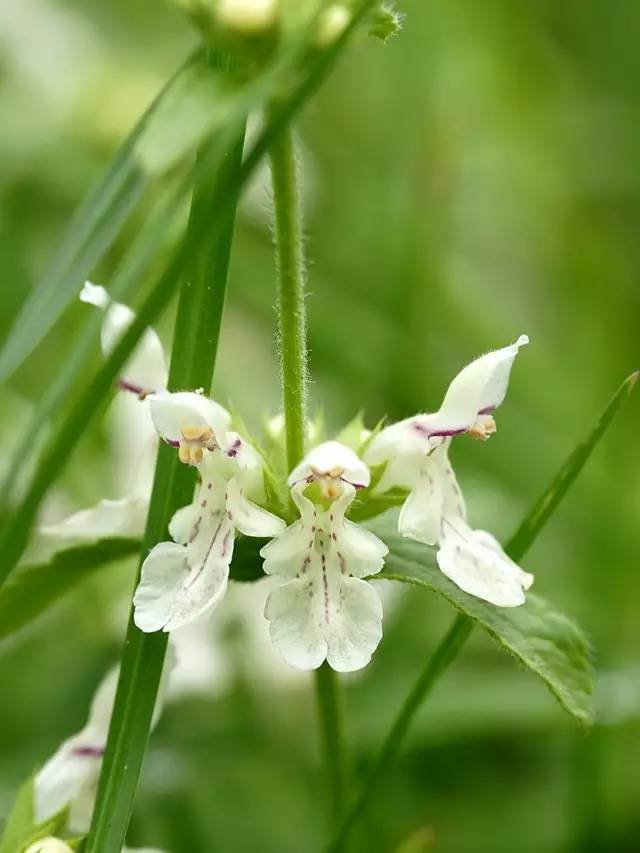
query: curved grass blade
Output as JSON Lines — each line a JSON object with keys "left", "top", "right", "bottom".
{"left": 0, "top": 51, "right": 203, "bottom": 383}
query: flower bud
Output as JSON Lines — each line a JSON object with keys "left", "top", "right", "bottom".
{"left": 217, "top": 0, "right": 278, "bottom": 33}
{"left": 316, "top": 4, "right": 350, "bottom": 47}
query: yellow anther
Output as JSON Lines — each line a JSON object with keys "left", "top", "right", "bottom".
{"left": 191, "top": 446, "right": 204, "bottom": 465}
{"left": 178, "top": 444, "right": 192, "bottom": 464}
{"left": 468, "top": 416, "right": 497, "bottom": 442}
{"left": 181, "top": 424, "right": 213, "bottom": 442}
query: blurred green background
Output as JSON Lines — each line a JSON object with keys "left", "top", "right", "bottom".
{"left": 1, "top": 1, "right": 639, "bottom": 851}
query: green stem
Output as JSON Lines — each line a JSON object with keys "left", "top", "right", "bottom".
{"left": 85, "top": 76, "right": 246, "bottom": 853}
{"left": 269, "top": 122, "right": 346, "bottom": 820}
{"left": 315, "top": 662, "right": 346, "bottom": 821}
{"left": 269, "top": 119, "right": 308, "bottom": 472}
{"left": 328, "top": 614, "right": 472, "bottom": 852}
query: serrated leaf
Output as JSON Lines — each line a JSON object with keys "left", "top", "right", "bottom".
{"left": 368, "top": 510, "right": 594, "bottom": 725}
{"left": 0, "top": 776, "right": 35, "bottom": 853}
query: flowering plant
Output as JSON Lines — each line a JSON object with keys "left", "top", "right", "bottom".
{"left": 0, "top": 2, "right": 636, "bottom": 852}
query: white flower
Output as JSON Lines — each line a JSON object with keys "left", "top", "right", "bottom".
{"left": 35, "top": 284, "right": 167, "bottom": 555}
{"left": 35, "top": 667, "right": 169, "bottom": 846}
{"left": 365, "top": 336, "right": 532, "bottom": 607}
{"left": 133, "top": 391, "right": 285, "bottom": 632}
{"left": 80, "top": 281, "right": 167, "bottom": 397}
{"left": 262, "top": 441, "right": 388, "bottom": 672}
{"left": 35, "top": 670, "right": 118, "bottom": 833}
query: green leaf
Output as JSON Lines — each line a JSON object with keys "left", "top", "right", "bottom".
{"left": 507, "top": 371, "right": 638, "bottom": 560}
{"left": 0, "top": 776, "right": 34, "bottom": 853}
{"left": 0, "top": 539, "right": 139, "bottom": 643}
{"left": 0, "top": 532, "right": 268, "bottom": 644}
{"left": 369, "top": 510, "right": 594, "bottom": 725}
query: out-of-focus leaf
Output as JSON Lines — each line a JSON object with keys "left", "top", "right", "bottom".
{"left": 369, "top": 510, "right": 594, "bottom": 725}
{"left": 0, "top": 775, "right": 34, "bottom": 853}
{"left": 0, "top": 539, "right": 139, "bottom": 643}
{"left": 0, "top": 51, "right": 203, "bottom": 384}
{"left": 0, "top": 533, "right": 266, "bottom": 643}
{"left": 507, "top": 371, "right": 638, "bottom": 559}
{"left": 21, "top": 806, "right": 70, "bottom": 853}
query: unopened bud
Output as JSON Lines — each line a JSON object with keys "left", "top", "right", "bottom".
{"left": 316, "top": 4, "right": 350, "bottom": 47}
{"left": 217, "top": 0, "right": 278, "bottom": 33}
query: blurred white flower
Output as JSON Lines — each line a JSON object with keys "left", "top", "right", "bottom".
{"left": 35, "top": 666, "right": 168, "bottom": 841}
{"left": 36, "top": 283, "right": 167, "bottom": 552}
{"left": 366, "top": 336, "right": 532, "bottom": 607}
{"left": 263, "top": 441, "right": 388, "bottom": 671}
{"left": 133, "top": 391, "right": 284, "bottom": 632}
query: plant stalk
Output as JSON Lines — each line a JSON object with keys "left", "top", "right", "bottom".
{"left": 85, "top": 70, "right": 246, "bottom": 852}
{"left": 269, "top": 121, "right": 346, "bottom": 820}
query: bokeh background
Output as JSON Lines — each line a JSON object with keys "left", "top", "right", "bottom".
{"left": 1, "top": 1, "right": 639, "bottom": 851}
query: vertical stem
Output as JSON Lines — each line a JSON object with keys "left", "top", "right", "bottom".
{"left": 328, "top": 614, "right": 472, "bottom": 851}
{"left": 315, "top": 662, "right": 346, "bottom": 821}
{"left": 269, "top": 120, "right": 345, "bottom": 820}
{"left": 269, "top": 116, "right": 308, "bottom": 472}
{"left": 85, "top": 58, "right": 246, "bottom": 853}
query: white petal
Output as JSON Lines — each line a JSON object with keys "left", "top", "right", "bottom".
{"left": 424, "top": 336, "right": 529, "bottom": 436}
{"left": 35, "top": 741, "right": 100, "bottom": 830}
{"left": 336, "top": 520, "right": 388, "bottom": 578}
{"left": 325, "top": 577, "right": 383, "bottom": 672}
{"left": 437, "top": 521, "right": 532, "bottom": 607}
{"left": 40, "top": 497, "right": 148, "bottom": 542}
{"left": 365, "top": 418, "right": 427, "bottom": 470}
{"left": 225, "top": 475, "right": 285, "bottom": 538}
{"left": 168, "top": 503, "right": 201, "bottom": 545}
{"left": 260, "top": 520, "right": 310, "bottom": 578}
{"left": 398, "top": 473, "right": 443, "bottom": 546}
{"left": 81, "top": 282, "right": 167, "bottom": 393}
{"left": 80, "top": 281, "right": 109, "bottom": 309}
{"left": 288, "top": 440, "right": 370, "bottom": 488}
{"left": 133, "top": 520, "right": 233, "bottom": 632}
{"left": 148, "top": 391, "right": 231, "bottom": 443}
{"left": 25, "top": 838, "right": 75, "bottom": 853}
{"left": 264, "top": 577, "right": 328, "bottom": 670}
{"left": 472, "top": 529, "right": 534, "bottom": 590}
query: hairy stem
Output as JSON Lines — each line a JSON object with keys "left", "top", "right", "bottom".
{"left": 269, "top": 119, "right": 308, "bottom": 472}
{"left": 269, "top": 122, "right": 346, "bottom": 820}
{"left": 85, "top": 61, "right": 246, "bottom": 853}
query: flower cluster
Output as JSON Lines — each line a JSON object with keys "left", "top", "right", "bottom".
{"left": 48, "top": 285, "right": 532, "bottom": 674}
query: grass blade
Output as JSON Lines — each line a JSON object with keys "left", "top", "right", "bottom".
{"left": 506, "top": 371, "right": 638, "bottom": 560}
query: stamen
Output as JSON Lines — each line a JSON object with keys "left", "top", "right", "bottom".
{"left": 468, "top": 415, "right": 496, "bottom": 442}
